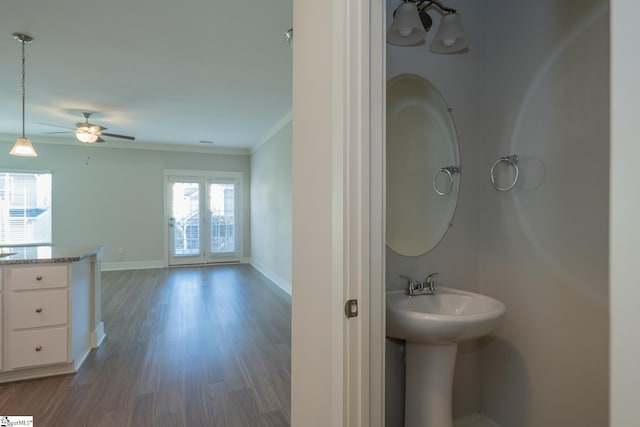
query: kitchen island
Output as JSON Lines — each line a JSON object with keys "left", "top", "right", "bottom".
{"left": 0, "top": 245, "right": 106, "bottom": 383}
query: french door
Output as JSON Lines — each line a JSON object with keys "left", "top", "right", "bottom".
{"left": 166, "top": 171, "right": 242, "bottom": 266}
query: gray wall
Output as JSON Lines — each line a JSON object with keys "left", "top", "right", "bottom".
{"left": 0, "top": 140, "right": 251, "bottom": 269}
{"left": 478, "top": 1, "right": 609, "bottom": 426}
{"left": 385, "top": 0, "right": 609, "bottom": 425}
{"left": 385, "top": 0, "right": 486, "bottom": 422}
{"left": 250, "top": 121, "right": 292, "bottom": 294}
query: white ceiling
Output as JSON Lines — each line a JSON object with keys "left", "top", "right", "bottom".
{"left": 0, "top": 0, "right": 292, "bottom": 152}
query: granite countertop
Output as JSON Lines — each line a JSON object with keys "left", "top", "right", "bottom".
{"left": 0, "top": 245, "right": 107, "bottom": 265}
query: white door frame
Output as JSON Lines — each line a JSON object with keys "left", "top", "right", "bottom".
{"left": 610, "top": 0, "right": 640, "bottom": 425}
{"left": 163, "top": 169, "right": 244, "bottom": 267}
{"left": 290, "top": 0, "right": 386, "bottom": 425}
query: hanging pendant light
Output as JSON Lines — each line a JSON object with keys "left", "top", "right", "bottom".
{"left": 10, "top": 32, "right": 37, "bottom": 157}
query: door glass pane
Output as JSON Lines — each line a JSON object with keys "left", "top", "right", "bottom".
{"left": 209, "top": 183, "right": 235, "bottom": 253}
{"left": 172, "top": 182, "right": 200, "bottom": 256}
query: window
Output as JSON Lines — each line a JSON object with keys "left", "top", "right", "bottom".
{"left": 0, "top": 172, "right": 52, "bottom": 245}
{"left": 209, "top": 182, "right": 235, "bottom": 253}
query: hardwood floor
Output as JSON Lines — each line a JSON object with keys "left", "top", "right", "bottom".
{"left": 0, "top": 264, "right": 291, "bottom": 426}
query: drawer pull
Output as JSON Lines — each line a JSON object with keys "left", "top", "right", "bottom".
{"left": 36, "top": 276, "right": 43, "bottom": 281}
{"left": 35, "top": 346, "right": 42, "bottom": 352}
{"left": 35, "top": 307, "right": 43, "bottom": 313}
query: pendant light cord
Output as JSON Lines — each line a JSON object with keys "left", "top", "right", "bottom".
{"left": 20, "top": 39, "right": 26, "bottom": 138}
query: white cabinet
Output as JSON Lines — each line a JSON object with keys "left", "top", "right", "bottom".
{"left": 3, "top": 265, "right": 71, "bottom": 372}
{"left": 0, "top": 248, "right": 105, "bottom": 383}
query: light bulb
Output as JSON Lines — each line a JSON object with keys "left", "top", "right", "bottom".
{"left": 398, "top": 27, "right": 413, "bottom": 37}
{"left": 76, "top": 131, "right": 99, "bottom": 144}
{"left": 442, "top": 36, "right": 457, "bottom": 47}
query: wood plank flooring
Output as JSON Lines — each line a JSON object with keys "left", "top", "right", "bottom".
{"left": 0, "top": 264, "right": 291, "bottom": 426}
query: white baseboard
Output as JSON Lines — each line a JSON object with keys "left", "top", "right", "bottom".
{"left": 91, "top": 321, "right": 106, "bottom": 348}
{"left": 101, "top": 260, "right": 165, "bottom": 271}
{"left": 248, "top": 258, "right": 292, "bottom": 295}
{"left": 454, "top": 413, "right": 502, "bottom": 427}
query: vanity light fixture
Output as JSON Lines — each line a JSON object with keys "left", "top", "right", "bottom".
{"left": 10, "top": 33, "right": 38, "bottom": 157}
{"left": 387, "top": 0, "right": 468, "bottom": 53}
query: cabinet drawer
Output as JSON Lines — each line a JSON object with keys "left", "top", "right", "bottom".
{"left": 9, "top": 289, "right": 68, "bottom": 330}
{"left": 8, "top": 327, "right": 68, "bottom": 369}
{"left": 8, "top": 265, "right": 68, "bottom": 291}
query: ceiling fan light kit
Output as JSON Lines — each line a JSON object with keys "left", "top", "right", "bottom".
{"left": 10, "top": 32, "right": 37, "bottom": 157}
{"left": 75, "top": 114, "right": 102, "bottom": 143}
{"left": 76, "top": 131, "right": 100, "bottom": 144}
{"left": 43, "top": 112, "right": 135, "bottom": 144}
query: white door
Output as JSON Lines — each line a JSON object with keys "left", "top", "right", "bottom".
{"left": 167, "top": 172, "right": 242, "bottom": 266}
{"left": 290, "top": 0, "right": 385, "bottom": 425}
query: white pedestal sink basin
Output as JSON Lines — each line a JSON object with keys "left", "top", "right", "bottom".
{"left": 386, "top": 287, "right": 505, "bottom": 427}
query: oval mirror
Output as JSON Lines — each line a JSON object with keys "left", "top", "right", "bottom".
{"left": 386, "top": 74, "right": 461, "bottom": 256}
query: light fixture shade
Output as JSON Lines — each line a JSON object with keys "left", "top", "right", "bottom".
{"left": 76, "top": 131, "right": 99, "bottom": 144}
{"left": 387, "top": 2, "right": 427, "bottom": 46}
{"left": 10, "top": 137, "right": 38, "bottom": 157}
{"left": 430, "top": 13, "right": 468, "bottom": 53}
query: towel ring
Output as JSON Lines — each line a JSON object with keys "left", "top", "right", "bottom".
{"left": 433, "top": 166, "right": 461, "bottom": 196}
{"left": 490, "top": 155, "right": 519, "bottom": 191}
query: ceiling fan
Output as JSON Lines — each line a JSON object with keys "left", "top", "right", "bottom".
{"left": 42, "top": 112, "right": 135, "bottom": 144}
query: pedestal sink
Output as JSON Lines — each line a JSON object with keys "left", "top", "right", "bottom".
{"left": 386, "top": 287, "right": 505, "bottom": 427}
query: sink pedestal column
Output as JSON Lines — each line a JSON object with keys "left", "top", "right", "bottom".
{"left": 405, "top": 342, "right": 458, "bottom": 427}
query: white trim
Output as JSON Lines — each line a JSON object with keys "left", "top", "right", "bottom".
{"left": 73, "top": 347, "right": 92, "bottom": 371}
{"left": 611, "top": 1, "right": 640, "bottom": 425}
{"left": 101, "top": 260, "right": 165, "bottom": 271}
{"left": 331, "top": 0, "right": 348, "bottom": 423}
{"left": 249, "top": 259, "right": 292, "bottom": 295}
{"left": 369, "top": 0, "right": 386, "bottom": 424}
{"left": 453, "top": 413, "right": 502, "bottom": 427}
{"left": 0, "top": 362, "right": 77, "bottom": 384}
{"left": 0, "top": 133, "right": 251, "bottom": 156}
{"left": 252, "top": 110, "right": 292, "bottom": 155}
{"left": 338, "top": 0, "right": 386, "bottom": 425}
{"left": 90, "top": 321, "right": 106, "bottom": 347}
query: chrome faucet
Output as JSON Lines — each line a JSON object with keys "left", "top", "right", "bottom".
{"left": 401, "top": 273, "right": 438, "bottom": 296}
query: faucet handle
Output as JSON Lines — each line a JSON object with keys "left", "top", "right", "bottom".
{"left": 425, "top": 273, "right": 439, "bottom": 291}
{"left": 400, "top": 275, "right": 415, "bottom": 294}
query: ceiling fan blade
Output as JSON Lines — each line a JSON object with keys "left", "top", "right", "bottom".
{"left": 38, "top": 122, "right": 75, "bottom": 130}
{"left": 101, "top": 132, "right": 135, "bottom": 141}
{"left": 96, "top": 137, "right": 105, "bottom": 143}
{"left": 44, "top": 131, "right": 74, "bottom": 134}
